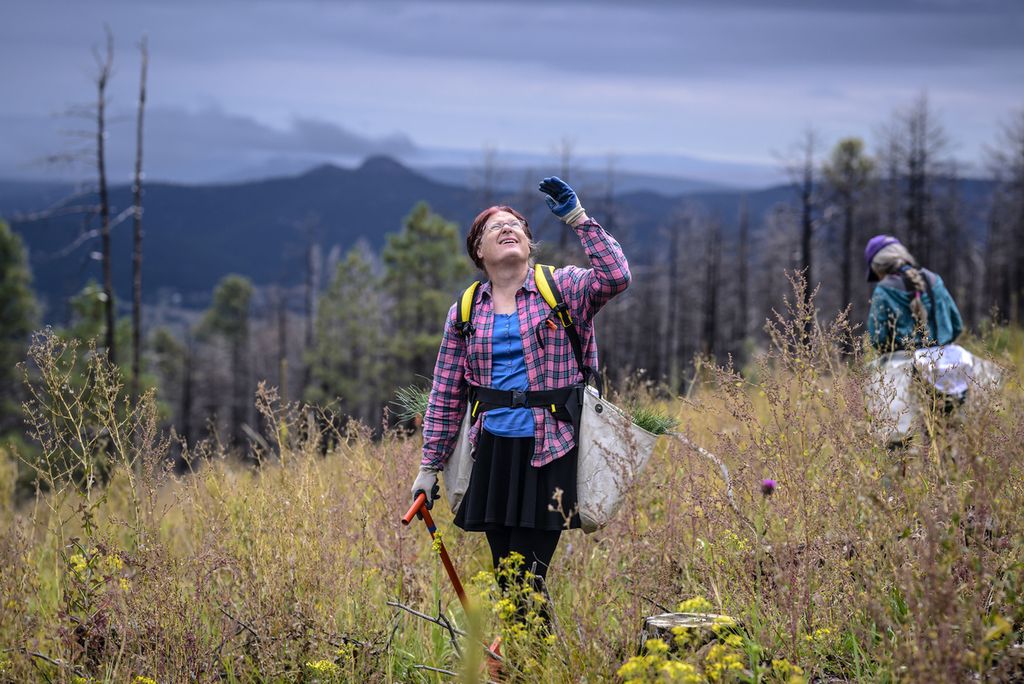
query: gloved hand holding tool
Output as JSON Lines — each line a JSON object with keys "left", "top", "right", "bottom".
{"left": 410, "top": 466, "right": 440, "bottom": 511}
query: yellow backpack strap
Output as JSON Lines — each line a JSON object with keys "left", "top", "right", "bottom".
{"left": 534, "top": 264, "right": 593, "bottom": 388}
{"left": 534, "top": 264, "right": 572, "bottom": 327}
{"left": 453, "top": 281, "right": 480, "bottom": 337}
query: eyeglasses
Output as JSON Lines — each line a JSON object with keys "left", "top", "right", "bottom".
{"left": 485, "top": 219, "right": 526, "bottom": 233}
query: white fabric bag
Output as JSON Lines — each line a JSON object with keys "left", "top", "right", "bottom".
{"left": 441, "top": 408, "right": 474, "bottom": 514}
{"left": 866, "top": 345, "right": 1002, "bottom": 443}
{"left": 865, "top": 351, "right": 917, "bottom": 443}
{"left": 576, "top": 385, "right": 659, "bottom": 533}
{"left": 910, "top": 343, "right": 1005, "bottom": 398}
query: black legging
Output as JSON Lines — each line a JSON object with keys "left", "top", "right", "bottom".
{"left": 485, "top": 527, "right": 561, "bottom": 581}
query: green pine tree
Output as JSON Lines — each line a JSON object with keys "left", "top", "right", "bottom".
{"left": 0, "top": 220, "right": 37, "bottom": 433}
{"left": 382, "top": 202, "right": 472, "bottom": 390}
{"left": 305, "top": 244, "right": 387, "bottom": 426}
{"left": 198, "top": 274, "right": 253, "bottom": 448}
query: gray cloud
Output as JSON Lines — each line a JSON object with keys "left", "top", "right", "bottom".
{"left": 0, "top": 107, "right": 418, "bottom": 182}
{"left": 1, "top": 0, "right": 1021, "bottom": 179}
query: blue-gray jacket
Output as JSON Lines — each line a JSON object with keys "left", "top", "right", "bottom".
{"left": 868, "top": 268, "right": 963, "bottom": 352}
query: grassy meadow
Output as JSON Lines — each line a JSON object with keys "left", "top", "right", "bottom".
{"left": 2, "top": 293, "right": 1024, "bottom": 683}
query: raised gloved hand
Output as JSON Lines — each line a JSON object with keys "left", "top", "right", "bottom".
{"left": 539, "top": 176, "right": 586, "bottom": 225}
{"left": 410, "top": 466, "right": 440, "bottom": 510}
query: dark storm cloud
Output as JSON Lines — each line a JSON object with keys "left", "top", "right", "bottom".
{"left": 0, "top": 108, "right": 417, "bottom": 182}
{"left": 1, "top": 0, "right": 1021, "bottom": 180}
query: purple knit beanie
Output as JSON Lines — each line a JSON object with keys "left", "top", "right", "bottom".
{"left": 864, "top": 235, "right": 901, "bottom": 282}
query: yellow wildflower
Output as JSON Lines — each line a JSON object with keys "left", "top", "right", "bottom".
{"left": 659, "top": 659, "right": 702, "bottom": 683}
{"left": 676, "top": 596, "right": 714, "bottom": 613}
{"left": 492, "top": 598, "right": 516, "bottom": 621}
{"left": 305, "top": 659, "right": 340, "bottom": 677}
{"left": 645, "top": 638, "right": 670, "bottom": 655}
{"left": 671, "top": 625, "right": 693, "bottom": 649}
{"left": 772, "top": 658, "right": 805, "bottom": 684}
{"left": 704, "top": 643, "right": 744, "bottom": 682}
{"left": 69, "top": 553, "right": 88, "bottom": 575}
{"left": 431, "top": 531, "right": 443, "bottom": 554}
{"left": 985, "top": 615, "right": 1012, "bottom": 643}
{"left": 803, "top": 627, "right": 832, "bottom": 643}
{"left": 724, "top": 634, "right": 744, "bottom": 648}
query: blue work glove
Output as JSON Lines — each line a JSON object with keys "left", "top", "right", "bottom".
{"left": 411, "top": 467, "right": 440, "bottom": 510}
{"left": 539, "top": 176, "right": 586, "bottom": 225}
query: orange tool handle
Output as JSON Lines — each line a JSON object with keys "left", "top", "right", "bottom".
{"left": 400, "top": 492, "right": 469, "bottom": 611}
{"left": 402, "top": 492, "right": 427, "bottom": 525}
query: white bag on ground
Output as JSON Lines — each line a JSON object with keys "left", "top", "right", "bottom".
{"left": 576, "top": 385, "right": 659, "bottom": 533}
{"left": 911, "top": 344, "right": 1003, "bottom": 398}
{"left": 866, "top": 351, "right": 918, "bottom": 443}
{"left": 866, "top": 345, "right": 1003, "bottom": 443}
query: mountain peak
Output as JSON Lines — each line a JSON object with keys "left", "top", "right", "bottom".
{"left": 358, "top": 155, "right": 412, "bottom": 175}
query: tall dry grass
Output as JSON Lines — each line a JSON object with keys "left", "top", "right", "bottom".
{"left": 1, "top": 279, "right": 1023, "bottom": 683}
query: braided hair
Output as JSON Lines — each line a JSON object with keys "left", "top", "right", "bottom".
{"left": 870, "top": 243, "right": 930, "bottom": 335}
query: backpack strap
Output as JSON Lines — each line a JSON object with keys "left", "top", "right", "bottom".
{"left": 534, "top": 263, "right": 601, "bottom": 394}
{"left": 453, "top": 281, "right": 480, "bottom": 338}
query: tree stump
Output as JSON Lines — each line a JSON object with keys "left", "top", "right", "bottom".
{"left": 639, "top": 612, "right": 740, "bottom": 654}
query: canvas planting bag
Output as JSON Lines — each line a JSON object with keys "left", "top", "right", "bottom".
{"left": 441, "top": 408, "right": 475, "bottom": 515}
{"left": 576, "top": 384, "right": 659, "bottom": 533}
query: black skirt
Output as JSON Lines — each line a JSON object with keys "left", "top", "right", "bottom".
{"left": 453, "top": 429, "right": 581, "bottom": 532}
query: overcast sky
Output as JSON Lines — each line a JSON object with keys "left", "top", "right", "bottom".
{"left": 2, "top": 0, "right": 1022, "bottom": 184}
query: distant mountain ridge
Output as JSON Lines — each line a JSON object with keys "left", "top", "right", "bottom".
{"left": 1, "top": 156, "right": 997, "bottom": 318}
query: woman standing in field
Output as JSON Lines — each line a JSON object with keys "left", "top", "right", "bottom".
{"left": 410, "top": 177, "right": 630, "bottom": 597}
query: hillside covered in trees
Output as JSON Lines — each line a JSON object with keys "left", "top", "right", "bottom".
{"left": 2, "top": 97, "right": 1024, "bottom": 457}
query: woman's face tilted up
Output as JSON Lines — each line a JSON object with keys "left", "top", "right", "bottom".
{"left": 475, "top": 210, "right": 531, "bottom": 273}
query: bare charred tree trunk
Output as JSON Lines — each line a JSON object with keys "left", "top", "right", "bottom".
{"left": 798, "top": 134, "right": 816, "bottom": 306}
{"left": 557, "top": 137, "right": 574, "bottom": 253}
{"left": 277, "top": 288, "right": 289, "bottom": 403}
{"left": 231, "top": 332, "right": 248, "bottom": 448}
{"left": 701, "top": 219, "right": 721, "bottom": 358}
{"left": 987, "top": 110, "right": 1024, "bottom": 323}
{"left": 901, "top": 93, "right": 948, "bottom": 269}
{"left": 736, "top": 197, "right": 749, "bottom": 343}
{"left": 784, "top": 129, "right": 820, "bottom": 334}
{"left": 131, "top": 36, "right": 148, "bottom": 402}
{"left": 906, "top": 103, "right": 928, "bottom": 265}
{"left": 602, "top": 154, "right": 618, "bottom": 235}
{"left": 182, "top": 332, "right": 194, "bottom": 447}
{"left": 95, "top": 27, "right": 116, "bottom": 364}
{"left": 477, "top": 145, "right": 498, "bottom": 208}
{"left": 299, "top": 217, "right": 320, "bottom": 395}
{"left": 663, "top": 213, "right": 687, "bottom": 390}
{"left": 937, "top": 167, "right": 962, "bottom": 297}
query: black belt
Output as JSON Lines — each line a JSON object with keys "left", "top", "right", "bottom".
{"left": 467, "top": 384, "right": 584, "bottom": 431}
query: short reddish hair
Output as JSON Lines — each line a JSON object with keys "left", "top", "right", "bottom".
{"left": 465, "top": 205, "right": 532, "bottom": 271}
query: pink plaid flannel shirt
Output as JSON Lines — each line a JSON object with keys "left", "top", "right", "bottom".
{"left": 422, "top": 218, "right": 631, "bottom": 469}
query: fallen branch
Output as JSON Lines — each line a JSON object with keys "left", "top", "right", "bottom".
{"left": 669, "top": 432, "right": 758, "bottom": 537}
{"left": 386, "top": 600, "right": 466, "bottom": 636}
{"left": 386, "top": 600, "right": 502, "bottom": 663}
{"left": 413, "top": 664, "right": 458, "bottom": 676}
{"left": 219, "top": 606, "right": 261, "bottom": 641}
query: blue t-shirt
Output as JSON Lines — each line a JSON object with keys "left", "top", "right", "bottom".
{"left": 482, "top": 313, "right": 535, "bottom": 437}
